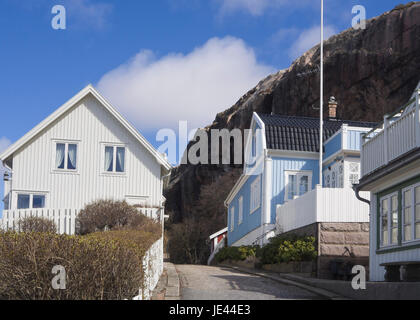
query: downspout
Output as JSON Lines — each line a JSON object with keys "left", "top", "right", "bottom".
{"left": 353, "top": 184, "right": 370, "bottom": 205}
{"left": 261, "top": 149, "right": 273, "bottom": 246}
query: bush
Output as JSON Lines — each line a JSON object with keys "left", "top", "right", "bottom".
{"left": 18, "top": 217, "right": 57, "bottom": 233}
{"left": 257, "top": 235, "right": 317, "bottom": 264}
{"left": 76, "top": 200, "right": 157, "bottom": 235}
{"left": 0, "top": 229, "right": 162, "bottom": 300}
{"left": 214, "top": 246, "right": 258, "bottom": 263}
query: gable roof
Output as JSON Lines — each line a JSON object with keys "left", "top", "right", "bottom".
{"left": 257, "top": 113, "right": 376, "bottom": 152}
{"left": 0, "top": 85, "right": 172, "bottom": 171}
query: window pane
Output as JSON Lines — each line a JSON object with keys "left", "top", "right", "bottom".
{"left": 382, "top": 229, "right": 388, "bottom": 245}
{"left": 299, "top": 175, "right": 309, "bottom": 195}
{"left": 416, "top": 223, "right": 420, "bottom": 239}
{"left": 404, "top": 225, "right": 412, "bottom": 241}
{"left": 416, "top": 187, "right": 420, "bottom": 203}
{"left": 382, "top": 199, "right": 388, "bottom": 213}
{"left": 116, "top": 147, "right": 125, "bottom": 172}
{"left": 392, "top": 211, "right": 398, "bottom": 228}
{"left": 416, "top": 204, "right": 420, "bottom": 221}
{"left": 404, "top": 190, "right": 411, "bottom": 206}
{"left": 391, "top": 195, "right": 398, "bottom": 211}
{"left": 56, "top": 143, "right": 65, "bottom": 169}
{"left": 404, "top": 208, "right": 412, "bottom": 225}
{"left": 67, "top": 144, "right": 77, "bottom": 170}
{"left": 33, "top": 195, "right": 45, "bottom": 209}
{"left": 391, "top": 228, "right": 398, "bottom": 244}
{"left": 105, "top": 146, "right": 114, "bottom": 172}
{"left": 288, "top": 175, "right": 296, "bottom": 199}
{"left": 17, "top": 194, "right": 30, "bottom": 209}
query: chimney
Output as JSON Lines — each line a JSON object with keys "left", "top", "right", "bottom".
{"left": 328, "top": 96, "right": 338, "bottom": 119}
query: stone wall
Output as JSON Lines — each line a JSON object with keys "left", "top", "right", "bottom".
{"left": 318, "top": 223, "right": 369, "bottom": 279}
{"left": 276, "top": 222, "right": 370, "bottom": 279}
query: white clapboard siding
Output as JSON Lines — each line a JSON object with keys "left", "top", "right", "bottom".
{"left": 0, "top": 209, "right": 78, "bottom": 235}
{"left": 276, "top": 186, "right": 370, "bottom": 234}
{"left": 362, "top": 107, "right": 419, "bottom": 177}
{"left": 9, "top": 94, "right": 163, "bottom": 211}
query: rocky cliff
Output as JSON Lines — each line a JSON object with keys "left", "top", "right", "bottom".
{"left": 165, "top": 2, "right": 420, "bottom": 223}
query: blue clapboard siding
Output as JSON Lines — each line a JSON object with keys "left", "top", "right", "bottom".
{"left": 324, "top": 132, "right": 342, "bottom": 159}
{"left": 228, "top": 173, "right": 262, "bottom": 246}
{"left": 270, "top": 157, "right": 319, "bottom": 223}
{"left": 347, "top": 130, "right": 364, "bottom": 151}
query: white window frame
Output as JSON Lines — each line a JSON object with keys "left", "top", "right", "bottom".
{"left": 284, "top": 170, "right": 312, "bottom": 202}
{"left": 250, "top": 175, "right": 261, "bottom": 213}
{"left": 238, "top": 196, "right": 243, "bottom": 225}
{"left": 52, "top": 140, "right": 79, "bottom": 173}
{"left": 230, "top": 206, "right": 235, "bottom": 232}
{"left": 380, "top": 192, "right": 399, "bottom": 248}
{"left": 15, "top": 191, "right": 48, "bottom": 210}
{"left": 101, "top": 143, "right": 127, "bottom": 175}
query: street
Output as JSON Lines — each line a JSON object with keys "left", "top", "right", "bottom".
{"left": 176, "top": 265, "right": 324, "bottom": 300}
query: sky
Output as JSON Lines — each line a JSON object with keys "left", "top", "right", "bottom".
{"left": 0, "top": 0, "right": 409, "bottom": 212}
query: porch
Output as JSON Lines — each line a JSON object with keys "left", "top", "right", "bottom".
{"left": 361, "top": 92, "right": 420, "bottom": 177}
{"left": 276, "top": 186, "right": 370, "bottom": 234}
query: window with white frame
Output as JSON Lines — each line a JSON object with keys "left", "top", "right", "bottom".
{"left": 17, "top": 193, "right": 46, "bottom": 209}
{"left": 416, "top": 185, "right": 420, "bottom": 239}
{"left": 230, "top": 206, "right": 235, "bottom": 231}
{"left": 55, "top": 142, "right": 77, "bottom": 171}
{"left": 104, "top": 145, "right": 126, "bottom": 173}
{"left": 250, "top": 176, "right": 261, "bottom": 212}
{"left": 238, "top": 196, "right": 243, "bottom": 224}
{"left": 285, "top": 171, "right": 312, "bottom": 201}
{"left": 380, "top": 193, "right": 399, "bottom": 247}
{"left": 349, "top": 163, "right": 360, "bottom": 186}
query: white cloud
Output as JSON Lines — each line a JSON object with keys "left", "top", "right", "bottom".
{"left": 0, "top": 137, "right": 11, "bottom": 154}
{"left": 289, "top": 25, "right": 338, "bottom": 59}
{"left": 216, "top": 0, "right": 312, "bottom": 16}
{"left": 0, "top": 137, "right": 11, "bottom": 177}
{"left": 97, "top": 37, "right": 274, "bottom": 130}
{"left": 64, "top": 0, "right": 112, "bottom": 29}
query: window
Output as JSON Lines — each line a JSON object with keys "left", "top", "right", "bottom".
{"left": 252, "top": 131, "right": 256, "bottom": 158}
{"left": 104, "top": 145, "right": 126, "bottom": 173}
{"left": 17, "top": 194, "right": 46, "bottom": 209}
{"left": 325, "top": 173, "right": 330, "bottom": 188}
{"left": 55, "top": 142, "right": 77, "bottom": 170}
{"left": 230, "top": 206, "right": 235, "bottom": 231}
{"left": 380, "top": 193, "right": 398, "bottom": 247}
{"left": 338, "top": 165, "right": 344, "bottom": 188}
{"left": 416, "top": 186, "right": 420, "bottom": 239}
{"left": 331, "top": 171, "right": 336, "bottom": 188}
{"left": 349, "top": 163, "right": 360, "bottom": 186}
{"left": 285, "top": 171, "right": 312, "bottom": 201}
{"left": 250, "top": 176, "right": 261, "bottom": 212}
{"left": 238, "top": 196, "right": 243, "bottom": 225}
{"left": 403, "top": 189, "right": 412, "bottom": 241}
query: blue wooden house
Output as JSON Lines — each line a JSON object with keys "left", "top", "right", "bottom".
{"left": 224, "top": 99, "right": 376, "bottom": 247}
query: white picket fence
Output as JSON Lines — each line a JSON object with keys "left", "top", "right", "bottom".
{"left": 276, "top": 186, "right": 370, "bottom": 234}
{"left": 0, "top": 207, "right": 163, "bottom": 235}
{"left": 0, "top": 209, "right": 78, "bottom": 234}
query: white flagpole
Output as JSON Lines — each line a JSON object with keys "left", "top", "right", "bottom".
{"left": 319, "top": 0, "right": 324, "bottom": 188}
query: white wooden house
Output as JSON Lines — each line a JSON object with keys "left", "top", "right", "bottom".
{"left": 0, "top": 85, "right": 171, "bottom": 233}
{"left": 357, "top": 83, "right": 420, "bottom": 281}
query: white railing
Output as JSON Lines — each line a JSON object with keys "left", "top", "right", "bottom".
{"left": 361, "top": 93, "right": 420, "bottom": 177}
{"left": 276, "top": 186, "right": 370, "bottom": 234}
{"left": 0, "top": 207, "right": 163, "bottom": 235}
{"left": 0, "top": 209, "right": 78, "bottom": 234}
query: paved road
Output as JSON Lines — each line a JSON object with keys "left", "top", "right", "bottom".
{"left": 176, "top": 265, "right": 324, "bottom": 300}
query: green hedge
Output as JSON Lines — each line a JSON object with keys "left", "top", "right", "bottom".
{"left": 215, "top": 235, "right": 317, "bottom": 265}
{"left": 214, "top": 245, "right": 258, "bottom": 263}
{"left": 0, "top": 229, "right": 161, "bottom": 300}
{"left": 257, "top": 235, "right": 317, "bottom": 264}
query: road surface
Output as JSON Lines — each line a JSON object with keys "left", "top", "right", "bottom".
{"left": 176, "top": 265, "right": 324, "bottom": 300}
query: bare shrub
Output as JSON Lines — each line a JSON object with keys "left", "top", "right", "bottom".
{"left": 0, "top": 229, "right": 161, "bottom": 300}
{"left": 18, "top": 216, "right": 57, "bottom": 233}
{"left": 76, "top": 200, "right": 158, "bottom": 235}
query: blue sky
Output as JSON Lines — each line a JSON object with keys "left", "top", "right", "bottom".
{"left": 0, "top": 0, "right": 408, "bottom": 212}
